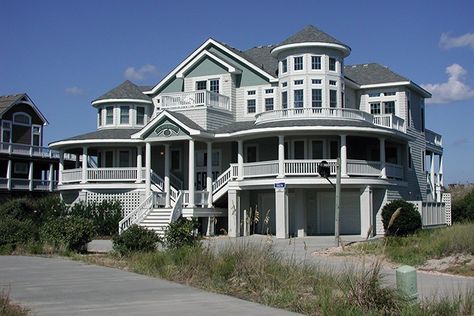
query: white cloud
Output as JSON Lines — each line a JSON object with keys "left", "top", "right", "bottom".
{"left": 421, "top": 64, "right": 474, "bottom": 104}
{"left": 439, "top": 32, "right": 474, "bottom": 50}
{"left": 65, "top": 86, "right": 84, "bottom": 95}
{"left": 124, "top": 64, "right": 159, "bottom": 81}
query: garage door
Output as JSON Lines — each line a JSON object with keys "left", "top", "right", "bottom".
{"left": 318, "top": 191, "right": 361, "bottom": 235}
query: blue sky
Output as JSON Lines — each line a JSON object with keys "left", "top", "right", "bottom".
{"left": 1, "top": 0, "right": 473, "bottom": 184}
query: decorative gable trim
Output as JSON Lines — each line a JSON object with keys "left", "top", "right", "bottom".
{"left": 176, "top": 51, "right": 242, "bottom": 78}
{"left": 0, "top": 94, "right": 49, "bottom": 125}
{"left": 131, "top": 110, "right": 202, "bottom": 139}
{"left": 144, "top": 38, "right": 278, "bottom": 95}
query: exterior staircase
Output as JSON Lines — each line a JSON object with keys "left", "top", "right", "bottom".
{"left": 138, "top": 208, "right": 173, "bottom": 237}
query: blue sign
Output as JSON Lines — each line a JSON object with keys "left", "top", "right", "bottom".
{"left": 274, "top": 182, "right": 286, "bottom": 189}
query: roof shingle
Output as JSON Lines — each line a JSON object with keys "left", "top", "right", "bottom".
{"left": 94, "top": 80, "right": 152, "bottom": 103}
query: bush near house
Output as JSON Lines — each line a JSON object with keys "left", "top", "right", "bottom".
{"left": 70, "top": 200, "right": 122, "bottom": 237}
{"left": 164, "top": 217, "right": 200, "bottom": 249}
{"left": 112, "top": 225, "right": 161, "bottom": 256}
{"left": 381, "top": 200, "right": 421, "bottom": 236}
{"left": 452, "top": 190, "right": 474, "bottom": 223}
{"left": 40, "top": 216, "right": 95, "bottom": 252}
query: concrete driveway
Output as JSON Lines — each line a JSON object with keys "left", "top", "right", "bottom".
{"left": 0, "top": 256, "right": 300, "bottom": 316}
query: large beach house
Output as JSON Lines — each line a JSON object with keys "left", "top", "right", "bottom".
{"left": 50, "top": 25, "right": 448, "bottom": 238}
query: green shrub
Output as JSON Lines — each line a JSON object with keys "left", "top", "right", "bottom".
{"left": 35, "top": 194, "right": 68, "bottom": 223}
{"left": 452, "top": 190, "right": 474, "bottom": 223}
{"left": 40, "top": 217, "right": 95, "bottom": 252}
{"left": 381, "top": 200, "right": 421, "bottom": 236}
{"left": 0, "top": 198, "right": 37, "bottom": 222}
{"left": 0, "top": 216, "right": 35, "bottom": 247}
{"left": 70, "top": 200, "right": 122, "bottom": 237}
{"left": 164, "top": 217, "right": 200, "bottom": 249}
{"left": 112, "top": 225, "right": 161, "bottom": 255}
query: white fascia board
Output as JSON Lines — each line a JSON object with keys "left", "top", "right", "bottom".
{"left": 214, "top": 126, "right": 411, "bottom": 140}
{"left": 359, "top": 81, "right": 431, "bottom": 98}
{"left": 91, "top": 99, "right": 153, "bottom": 106}
{"left": 144, "top": 38, "right": 277, "bottom": 95}
{"left": 2, "top": 94, "right": 50, "bottom": 126}
{"left": 176, "top": 51, "right": 242, "bottom": 78}
{"left": 271, "top": 42, "right": 351, "bottom": 57}
{"left": 49, "top": 138, "right": 142, "bottom": 149}
{"left": 131, "top": 111, "right": 201, "bottom": 139}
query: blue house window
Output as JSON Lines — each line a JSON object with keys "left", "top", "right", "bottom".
{"left": 294, "top": 90, "right": 304, "bottom": 108}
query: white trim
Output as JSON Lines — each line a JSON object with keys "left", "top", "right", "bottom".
{"left": 176, "top": 51, "right": 242, "bottom": 78}
{"left": 131, "top": 110, "right": 202, "bottom": 139}
{"left": 145, "top": 38, "right": 278, "bottom": 95}
{"left": 1, "top": 120, "right": 11, "bottom": 143}
{"left": 31, "top": 124, "right": 42, "bottom": 147}
{"left": 91, "top": 99, "right": 152, "bottom": 106}
{"left": 12, "top": 112, "right": 32, "bottom": 126}
{"left": 0, "top": 94, "right": 49, "bottom": 125}
{"left": 271, "top": 42, "right": 351, "bottom": 57}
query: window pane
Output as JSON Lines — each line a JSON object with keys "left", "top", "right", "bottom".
{"left": 209, "top": 79, "right": 219, "bottom": 93}
{"left": 370, "top": 103, "right": 381, "bottom": 115}
{"left": 294, "top": 141, "right": 305, "bottom": 159}
{"left": 136, "top": 107, "right": 145, "bottom": 125}
{"left": 312, "top": 89, "right": 322, "bottom": 107}
{"left": 384, "top": 101, "right": 395, "bottom": 114}
{"left": 196, "top": 81, "right": 207, "bottom": 90}
{"left": 294, "top": 56, "right": 303, "bottom": 70}
{"left": 106, "top": 107, "right": 113, "bottom": 125}
{"left": 329, "top": 58, "right": 336, "bottom": 71}
{"left": 98, "top": 109, "right": 102, "bottom": 126}
{"left": 281, "top": 91, "right": 288, "bottom": 109}
{"left": 294, "top": 90, "right": 304, "bottom": 108}
{"left": 14, "top": 114, "right": 30, "bottom": 125}
{"left": 120, "top": 106, "right": 129, "bottom": 124}
{"left": 282, "top": 59, "right": 287, "bottom": 73}
{"left": 312, "top": 56, "right": 321, "bottom": 70}
{"left": 312, "top": 141, "right": 323, "bottom": 159}
{"left": 265, "top": 98, "right": 274, "bottom": 111}
{"left": 247, "top": 99, "right": 256, "bottom": 113}
{"left": 329, "top": 90, "right": 337, "bottom": 108}
{"left": 119, "top": 151, "right": 129, "bottom": 167}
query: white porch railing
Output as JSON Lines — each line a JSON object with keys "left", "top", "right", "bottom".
{"left": 285, "top": 159, "right": 337, "bottom": 176}
{"left": 0, "top": 142, "right": 76, "bottom": 160}
{"left": 373, "top": 114, "right": 406, "bottom": 132}
{"left": 161, "top": 90, "right": 231, "bottom": 111}
{"left": 425, "top": 129, "right": 443, "bottom": 147}
{"left": 212, "top": 167, "right": 233, "bottom": 192}
{"left": 255, "top": 108, "right": 374, "bottom": 124}
{"left": 347, "top": 160, "right": 381, "bottom": 176}
{"left": 243, "top": 160, "right": 279, "bottom": 178}
{"left": 119, "top": 193, "right": 154, "bottom": 233}
{"left": 183, "top": 190, "right": 209, "bottom": 207}
{"left": 62, "top": 167, "right": 146, "bottom": 183}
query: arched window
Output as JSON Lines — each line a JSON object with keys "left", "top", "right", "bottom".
{"left": 13, "top": 113, "right": 31, "bottom": 126}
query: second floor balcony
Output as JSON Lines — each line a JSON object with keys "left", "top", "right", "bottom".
{"left": 160, "top": 90, "right": 230, "bottom": 112}
{"left": 255, "top": 108, "right": 406, "bottom": 133}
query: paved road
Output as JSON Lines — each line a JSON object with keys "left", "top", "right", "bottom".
{"left": 205, "top": 235, "right": 474, "bottom": 300}
{"left": 0, "top": 256, "right": 300, "bottom": 316}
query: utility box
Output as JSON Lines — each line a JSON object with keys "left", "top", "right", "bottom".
{"left": 396, "top": 265, "right": 418, "bottom": 300}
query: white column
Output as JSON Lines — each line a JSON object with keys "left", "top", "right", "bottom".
{"left": 360, "top": 186, "right": 373, "bottom": 238}
{"left": 58, "top": 151, "right": 64, "bottom": 185}
{"left": 6, "top": 159, "right": 11, "bottom": 190}
{"left": 28, "top": 161, "right": 33, "bottom": 191}
{"left": 48, "top": 163, "right": 54, "bottom": 192}
{"left": 439, "top": 154, "right": 444, "bottom": 187}
{"left": 340, "top": 134, "right": 348, "bottom": 177}
{"left": 275, "top": 186, "right": 288, "bottom": 239}
{"left": 227, "top": 189, "right": 240, "bottom": 237}
{"left": 430, "top": 152, "right": 435, "bottom": 198}
{"left": 188, "top": 139, "right": 195, "bottom": 207}
{"left": 135, "top": 145, "right": 142, "bottom": 183}
{"left": 278, "top": 135, "right": 285, "bottom": 178}
{"left": 145, "top": 142, "right": 151, "bottom": 197}
{"left": 237, "top": 140, "right": 243, "bottom": 180}
{"left": 379, "top": 138, "right": 386, "bottom": 179}
{"left": 81, "top": 146, "right": 88, "bottom": 183}
{"left": 206, "top": 142, "right": 213, "bottom": 208}
{"left": 164, "top": 144, "right": 171, "bottom": 208}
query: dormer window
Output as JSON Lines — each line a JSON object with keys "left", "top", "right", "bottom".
{"left": 136, "top": 106, "right": 145, "bottom": 125}
{"left": 120, "top": 106, "right": 130, "bottom": 124}
{"left": 13, "top": 113, "right": 31, "bottom": 126}
{"left": 294, "top": 56, "right": 303, "bottom": 71}
{"left": 384, "top": 101, "right": 395, "bottom": 114}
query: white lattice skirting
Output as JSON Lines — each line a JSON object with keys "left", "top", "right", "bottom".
{"left": 84, "top": 190, "right": 144, "bottom": 216}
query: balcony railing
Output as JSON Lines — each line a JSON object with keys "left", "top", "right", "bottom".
{"left": 0, "top": 178, "right": 56, "bottom": 191}
{"left": 160, "top": 90, "right": 230, "bottom": 111}
{"left": 425, "top": 129, "right": 443, "bottom": 147}
{"left": 0, "top": 142, "right": 75, "bottom": 160}
{"left": 254, "top": 108, "right": 406, "bottom": 132}
{"left": 62, "top": 167, "right": 146, "bottom": 183}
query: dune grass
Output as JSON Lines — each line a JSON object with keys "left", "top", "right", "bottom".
{"left": 0, "top": 291, "right": 29, "bottom": 316}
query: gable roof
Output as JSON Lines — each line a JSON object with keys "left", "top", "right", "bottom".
{"left": 243, "top": 45, "right": 279, "bottom": 77}
{"left": 0, "top": 93, "right": 49, "bottom": 124}
{"left": 92, "top": 80, "right": 152, "bottom": 105}
{"left": 279, "top": 25, "right": 348, "bottom": 47}
{"left": 344, "top": 63, "right": 409, "bottom": 85}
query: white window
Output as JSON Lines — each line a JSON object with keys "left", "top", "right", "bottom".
{"left": 294, "top": 56, "right": 303, "bottom": 71}
{"left": 329, "top": 90, "right": 337, "bottom": 108}
{"left": 13, "top": 113, "right": 31, "bottom": 126}
{"left": 281, "top": 82, "right": 287, "bottom": 88}
{"left": 120, "top": 106, "right": 129, "bottom": 124}
{"left": 32, "top": 125, "right": 41, "bottom": 146}
{"left": 14, "top": 162, "right": 28, "bottom": 174}
{"left": 368, "top": 92, "right": 380, "bottom": 97}
{"left": 265, "top": 98, "right": 274, "bottom": 111}
{"left": 329, "top": 80, "right": 337, "bottom": 86}
{"left": 106, "top": 106, "right": 113, "bottom": 125}
{"left": 247, "top": 90, "right": 256, "bottom": 96}
{"left": 209, "top": 79, "right": 219, "bottom": 94}
{"left": 312, "top": 89, "right": 322, "bottom": 108}
{"left": 2, "top": 121, "right": 11, "bottom": 143}
{"left": 196, "top": 80, "right": 207, "bottom": 90}
{"left": 98, "top": 108, "right": 102, "bottom": 126}
{"left": 247, "top": 99, "right": 256, "bottom": 113}
{"left": 384, "top": 91, "right": 396, "bottom": 96}
{"left": 294, "top": 90, "right": 304, "bottom": 108}
{"left": 311, "top": 56, "right": 321, "bottom": 70}
{"left": 329, "top": 57, "right": 336, "bottom": 71}
{"left": 370, "top": 103, "right": 381, "bottom": 115}
{"left": 294, "top": 79, "right": 303, "bottom": 85}
{"left": 384, "top": 101, "right": 395, "bottom": 114}
{"left": 136, "top": 106, "right": 145, "bottom": 125}
{"left": 265, "top": 89, "right": 274, "bottom": 94}
{"left": 312, "top": 79, "right": 322, "bottom": 85}
{"left": 281, "top": 91, "right": 288, "bottom": 109}
{"left": 281, "top": 59, "right": 287, "bottom": 73}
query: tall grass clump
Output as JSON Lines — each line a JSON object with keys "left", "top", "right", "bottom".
{"left": 0, "top": 290, "right": 29, "bottom": 316}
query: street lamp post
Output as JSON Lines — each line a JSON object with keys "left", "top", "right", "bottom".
{"left": 318, "top": 159, "right": 341, "bottom": 247}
